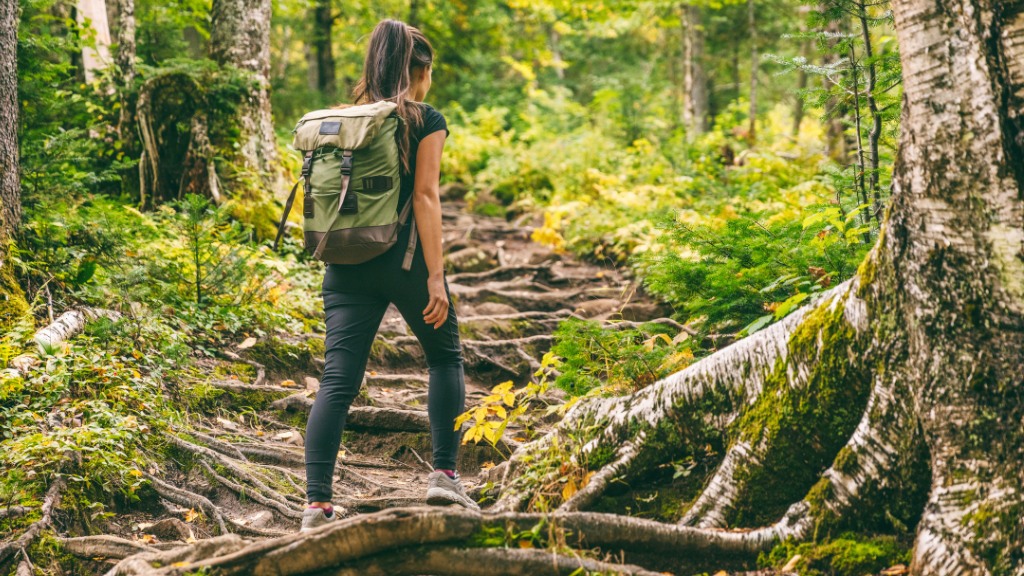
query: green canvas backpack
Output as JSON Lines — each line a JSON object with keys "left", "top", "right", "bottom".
{"left": 274, "top": 100, "right": 418, "bottom": 270}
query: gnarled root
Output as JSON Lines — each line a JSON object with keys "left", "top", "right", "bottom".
{"left": 0, "top": 474, "right": 65, "bottom": 566}
{"left": 493, "top": 282, "right": 837, "bottom": 512}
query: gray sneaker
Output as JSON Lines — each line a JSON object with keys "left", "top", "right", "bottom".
{"left": 300, "top": 506, "right": 338, "bottom": 532}
{"left": 426, "top": 471, "right": 481, "bottom": 511}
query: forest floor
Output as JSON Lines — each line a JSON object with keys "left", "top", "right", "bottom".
{"left": 56, "top": 197, "right": 732, "bottom": 574}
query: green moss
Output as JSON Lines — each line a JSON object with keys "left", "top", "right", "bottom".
{"left": 246, "top": 336, "right": 318, "bottom": 375}
{"left": 212, "top": 361, "right": 257, "bottom": 381}
{"left": 833, "top": 446, "right": 858, "bottom": 475}
{"left": 729, "top": 299, "right": 872, "bottom": 527}
{"left": 760, "top": 534, "right": 910, "bottom": 576}
{"left": 369, "top": 338, "right": 403, "bottom": 366}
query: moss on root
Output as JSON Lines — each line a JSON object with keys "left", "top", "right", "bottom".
{"left": 729, "top": 298, "right": 873, "bottom": 527}
{"left": 759, "top": 533, "right": 911, "bottom": 576}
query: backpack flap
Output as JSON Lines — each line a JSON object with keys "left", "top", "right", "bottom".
{"left": 292, "top": 100, "right": 399, "bottom": 152}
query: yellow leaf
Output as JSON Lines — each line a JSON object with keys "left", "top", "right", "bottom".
{"left": 129, "top": 469, "right": 143, "bottom": 478}
{"left": 493, "top": 405, "right": 507, "bottom": 420}
{"left": 518, "top": 539, "right": 533, "bottom": 548}
{"left": 581, "top": 471, "right": 595, "bottom": 488}
{"left": 280, "top": 379, "right": 297, "bottom": 388}
{"left": 184, "top": 508, "right": 200, "bottom": 523}
{"left": 562, "top": 477, "right": 578, "bottom": 501}
{"left": 480, "top": 461, "right": 495, "bottom": 470}
{"left": 503, "top": 392, "right": 515, "bottom": 406}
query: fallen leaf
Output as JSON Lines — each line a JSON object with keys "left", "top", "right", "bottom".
{"left": 518, "top": 539, "right": 533, "bottom": 548}
{"left": 782, "top": 554, "right": 802, "bottom": 572}
{"left": 280, "top": 379, "right": 297, "bottom": 388}
{"left": 881, "top": 565, "right": 909, "bottom": 576}
{"left": 480, "top": 461, "right": 495, "bottom": 470}
{"left": 140, "top": 534, "right": 157, "bottom": 544}
{"left": 184, "top": 508, "right": 200, "bottom": 523}
{"left": 238, "top": 337, "right": 257, "bottom": 349}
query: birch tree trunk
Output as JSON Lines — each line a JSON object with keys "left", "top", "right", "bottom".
{"left": 76, "top": 0, "right": 112, "bottom": 83}
{"left": 747, "top": 0, "right": 758, "bottom": 144}
{"left": 113, "top": 0, "right": 138, "bottom": 199}
{"left": 210, "top": 0, "right": 280, "bottom": 190}
{"left": 680, "top": 3, "right": 707, "bottom": 139}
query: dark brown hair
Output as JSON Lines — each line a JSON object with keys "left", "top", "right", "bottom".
{"left": 352, "top": 20, "right": 435, "bottom": 172}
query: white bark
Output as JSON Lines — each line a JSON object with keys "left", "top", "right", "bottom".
{"left": 34, "top": 308, "right": 121, "bottom": 354}
{"left": 76, "top": 0, "right": 112, "bottom": 83}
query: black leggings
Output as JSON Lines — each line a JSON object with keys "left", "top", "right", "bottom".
{"left": 305, "top": 227, "right": 465, "bottom": 503}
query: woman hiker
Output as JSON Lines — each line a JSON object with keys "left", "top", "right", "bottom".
{"left": 300, "top": 19, "right": 479, "bottom": 532}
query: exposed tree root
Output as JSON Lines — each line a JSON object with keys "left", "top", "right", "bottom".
{"left": 558, "top": 436, "right": 643, "bottom": 513}
{"left": 0, "top": 474, "right": 64, "bottom": 565}
{"left": 678, "top": 439, "right": 761, "bottom": 528}
{"left": 144, "top": 472, "right": 227, "bottom": 535}
{"left": 196, "top": 461, "right": 301, "bottom": 520}
{"left": 324, "top": 545, "right": 665, "bottom": 576}
{"left": 493, "top": 283, "right": 836, "bottom": 512}
{"left": 60, "top": 535, "right": 159, "bottom": 560}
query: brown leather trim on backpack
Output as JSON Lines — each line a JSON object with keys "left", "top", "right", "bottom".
{"left": 273, "top": 179, "right": 302, "bottom": 252}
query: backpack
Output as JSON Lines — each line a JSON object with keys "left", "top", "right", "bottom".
{"left": 274, "top": 100, "right": 418, "bottom": 271}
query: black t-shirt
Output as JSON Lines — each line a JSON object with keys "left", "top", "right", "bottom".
{"left": 399, "top": 103, "right": 448, "bottom": 208}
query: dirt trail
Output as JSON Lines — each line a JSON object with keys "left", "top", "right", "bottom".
{"left": 70, "top": 200, "right": 672, "bottom": 562}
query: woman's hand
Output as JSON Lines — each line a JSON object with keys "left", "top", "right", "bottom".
{"left": 423, "top": 273, "right": 449, "bottom": 329}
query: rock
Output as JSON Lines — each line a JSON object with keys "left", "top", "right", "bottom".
{"left": 304, "top": 376, "right": 320, "bottom": 391}
{"left": 144, "top": 518, "right": 192, "bottom": 541}
{"left": 440, "top": 182, "right": 469, "bottom": 201}
{"left": 248, "top": 510, "right": 273, "bottom": 529}
{"left": 446, "top": 246, "right": 499, "bottom": 273}
{"left": 620, "top": 301, "right": 673, "bottom": 321}
{"left": 573, "top": 298, "right": 622, "bottom": 318}
{"left": 472, "top": 302, "right": 519, "bottom": 316}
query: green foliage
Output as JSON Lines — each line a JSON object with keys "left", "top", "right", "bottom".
{"left": 550, "top": 318, "right": 694, "bottom": 397}
{"left": 0, "top": 315, "right": 186, "bottom": 508}
{"left": 760, "top": 534, "right": 910, "bottom": 576}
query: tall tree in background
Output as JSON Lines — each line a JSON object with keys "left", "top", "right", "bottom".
{"left": 312, "top": 0, "right": 336, "bottom": 101}
{"left": 76, "top": 0, "right": 112, "bottom": 82}
{"left": 0, "top": 0, "right": 28, "bottom": 329}
{"left": 747, "top": 0, "right": 758, "bottom": 142}
{"left": 114, "top": 0, "right": 137, "bottom": 195}
{"left": 210, "top": 0, "right": 279, "bottom": 189}
{"left": 681, "top": 3, "right": 708, "bottom": 138}
{"left": 0, "top": 0, "right": 19, "bottom": 242}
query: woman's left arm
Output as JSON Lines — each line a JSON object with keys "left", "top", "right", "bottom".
{"left": 413, "top": 130, "right": 448, "bottom": 329}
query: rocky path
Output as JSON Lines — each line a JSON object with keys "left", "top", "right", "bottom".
{"left": 64, "top": 200, "right": 673, "bottom": 569}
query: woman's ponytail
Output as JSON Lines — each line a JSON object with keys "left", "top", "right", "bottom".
{"left": 352, "top": 19, "right": 433, "bottom": 172}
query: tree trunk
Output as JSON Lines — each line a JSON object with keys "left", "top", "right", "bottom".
{"left": 823, "top": 18, "right": 848, "bottom": 162}
{"left": 113, "top": 0, "right": 138, "bottom": 199}
{"left": 210, "top": 0, "right": 280, "bottom": 191}
{"left": 0, "top": 0, "right": 19, "bottom": 242}
{"left": 548, "top": 25, "right": 565, "bottom": 81}
{"left": 76, "top": 0, "right": 112, "bottom": 83}
{"left": 856, "top": 0, "right": 884, "bottom": 224}
{"left": 747, "top": 0, "right": 758, "bottom": 144}
{"left": 313, "top": 0, "right": 336, "bottom": 101}
{"left": 0, "top": 0, "right": 27, "bottom": 330}
{"left": 680, "top": 3, "right": 707, "bottom": 139}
